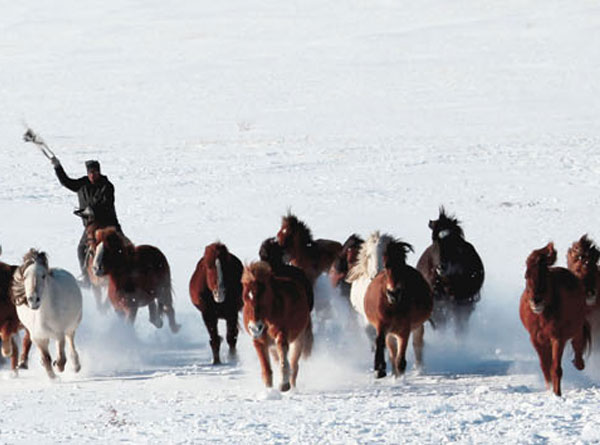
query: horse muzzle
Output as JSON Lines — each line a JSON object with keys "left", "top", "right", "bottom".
{"left": 386, "top": 289, "right": 401, "bottom": 305}
{"left": 27, "top": 295, "right": 41, "bottom": 310}
{"left": 93, "top": 265, "right": 105, "bottom": 277}
{"left": 248, "top": 321, "right": 265, "bottom": 339}
{"left": 212, "top": 288, "right": 226, "bottom": 304}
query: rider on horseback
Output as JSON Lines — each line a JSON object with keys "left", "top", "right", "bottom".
{"left": 50, "top": 157, "right": 122, "bottom": 286}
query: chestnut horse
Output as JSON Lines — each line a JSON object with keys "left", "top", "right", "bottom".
{"left": 259, "top": 237, "right": 313, "bottom": 310}
{"left": 329, "top": 234, "right": 364, "bottom": 298}
{"left": 567, "top": 234, "right": 600, "bottom": 348}
{"left": 416, "top": 207, "right": 484, "bottom": 334}
{"left": 364, "top": 240, "right": 433, "bottom": 378}
{"left": 92, "top": 228, "right": 180, "bottom": 332}
{"left": 83, "top": 222, "right": 115, "bottom": 311}
{"left": 189, "top": 242, "right": 243, "bottom": 365}
{"left": 242, "top": 262, "right": 313, "bottom": 391}
{"left": 276, "top": 212, "right": 342, "bottom": 284}
{"left": 519, "top": 242, "right": 590, "bottom": 396}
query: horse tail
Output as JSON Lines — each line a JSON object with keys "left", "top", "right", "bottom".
{"left": 583, "top": 320, "right": 592, "bottom": 357}
{"left": 302, "top": 317, "right": 314, "bottom": 359}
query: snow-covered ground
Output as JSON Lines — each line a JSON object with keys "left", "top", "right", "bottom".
{"left": 2, "top": 0, "right": 600, "bottom": 443}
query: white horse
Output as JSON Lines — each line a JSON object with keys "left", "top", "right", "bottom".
{"left": 346, "top": 231, "right": 395, "bottom": 324}
{"left": 12, "top": 249, "right": 82, "bottom": 378}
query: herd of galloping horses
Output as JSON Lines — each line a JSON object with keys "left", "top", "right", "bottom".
{"left": 0, "top": 207, "right": 598, "bottom": 396}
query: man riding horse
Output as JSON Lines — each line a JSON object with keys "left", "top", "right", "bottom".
{"left": 50, "top": 156, "right": 122, "bottom": 286}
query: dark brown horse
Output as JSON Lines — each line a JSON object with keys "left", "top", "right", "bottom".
{"left": 416, "top": 207, "right": 484, "bottom": 334}
{"left": 364, "top": 240, "right": 433, "bottom": 378}
{"left": 329, "top": 234, "right": 364, "bottom": 298}
{"left": 83, "top": 222, "right": 117, "bottom": 311}
{"left": 242, "top": 262, "right": 313, "bottom": 391}
{"left": 276, "top": 212, "right": 342, "bottom": 284}
{"left": 0, "top": 256, "right": 31, "bottom": 371}
{"left": 567, "top": 234, "right": 600, "bottom": 348}
{"left": 92, "top": 228, "right": 180, "bottom": 332}
{"left": 519, "top": 242, "right": 590, "bottom": 396}
{"left": 259, "top": 237, "right": 313, "bottom": 310}
{"left": 189, "top": 242, "right": 243, "bottom": 365}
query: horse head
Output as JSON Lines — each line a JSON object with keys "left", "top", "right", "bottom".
{"left": 13, "top": 249, "right": 49, "bottom": 310}
{"left": 92, "top": 228, "right": 129, "bottom": 277}
{"left": 242, "top": 261, "right": 274, "bottom": 339}
{"left": 347, "top": 231, "right": 394, "bottom": 282}
{"left": 330, "top": 234, "right": 364, "bottom": 286}
{"left": 525, "top": 242, "right": 557, "bottom": 314}
{"left": 277, "top": 212, "right": 313, "bottom": 251}
{"left": 259, "top": 237, "right": 286, "bottom": 268}
{"left": 382, "top": 240, "right": 414, "bottom": 305}
{"left": 567, "top": 234, "right": 600, "bottom": 305}
{"left": 204, "top": 242, "right": 229, "bottom": 303}
{"left": 428, "top": 206, "right": 464, "bottom": 243}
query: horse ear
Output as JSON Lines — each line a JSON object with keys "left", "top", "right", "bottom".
{"left": 545, "top": 242, "right": 557, "bottom": 265}
{"left": 428, "top": 220, "right": 434, "bottom": 229}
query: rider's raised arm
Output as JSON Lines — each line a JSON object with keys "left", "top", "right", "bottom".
{"left": 53, "top": 162, "right": 85, "bottom": 192}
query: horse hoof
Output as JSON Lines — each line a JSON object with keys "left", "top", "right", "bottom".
{"left": 151, "top": 319, "right": 164, "bottom": 329}
{"left": 573, "top": 358, "right": 585, "bottom": 371}
{"left": 375, "top": 369, "right": 387, "bottom": 379}
{"left": 170, "top": 323, "right": 181, "bottom": 334}
{"left": 53, "top": 360, "right": 66, "bottom": 373}
{"left": 17, "top": 362, "right": 28, "bottom": 370}
{"left": 212, "top": 359, "right": 221, "bottom": 366}
{"left": 279, "top": 382, "right": 291, "bottom": 392}
{"left": 74, "top": 364, "right": 81, "bottom": 373}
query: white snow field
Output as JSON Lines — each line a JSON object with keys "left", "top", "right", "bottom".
{"left": 2, "top": 0, "right": 600, "bottom": 443}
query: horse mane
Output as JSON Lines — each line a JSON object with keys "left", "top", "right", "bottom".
{"left": 242, "top": 261, "right": 272, "bottom": 286}
{"left": 347, "top": 231, "right": 395, "bottom": 281}
{"left": 341, "top": 234, "right": 364, "bottom": 252}
{"left": 259, "top": 237, "right": 284, "bottom": 266}
{"left": 282, "top": 212, "right": 313, "bottom": 245}
{"left": 575, "top": 234, "right": 600, "bottom": 264}
{"left": 432, "top": 206, "right": 464, "bottom": 240}
{"left": 204, "top": 242, "right": 229, "bottom": 265}
{"left": 384, "top": 240, "right": 414, "bottom": 266}
{"left": 10, "top": 249, "right": 49, "bottom": 306}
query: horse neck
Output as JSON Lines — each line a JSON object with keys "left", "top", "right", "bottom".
{"left": 526, "top": 264, "right": 551, "bottom": 299}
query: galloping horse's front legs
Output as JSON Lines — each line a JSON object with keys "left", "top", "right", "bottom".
{"left": 53, "top": 337, "right": 66, "bottom": 372}
{"left": 18, "top": 329, "right": 32, "bottom": 369}
{"left": 254, "top": 340, "right": 272, "bottom": 388}
{"left": 0, "top": 325, "right": 17, "bottom": 371}
{"left": 202, "top": 312, "right": 221, "bottom": 365}
{"left": 289, "top": 334, "right": 305, "bottom": 388}
{"left": 374, "top": 328, "right": 387, "bottom": 379}
{"left": 533, "top": 339, "right": 552, "bottom": 389}
{"left": 226, "top": 316, "right": 239, "bottom": 359}
{"left": 551, "top": 338, "right": 566, "bottom": 396}
{"left": 66, "top": 331, "right": 81, "bottom": 373}
{"left": 571, "top": 323, "right": 588, "bottom": 371}
{"left": 162, "top": 303, "right": 181, "bottom": 334}
{"left": 275, "top": 334, "right": 291, "bottom": 392}
{"left": 148, "top": 300, "right": 163, "bottom": 329}
{"left": 385, "top": 334, "right": 398, "bottom": 370}
{"left": 35, "top": 338, "right": 56, "bottom": 379}
{"left": 125, "top": 306, "right": 138, "bottom": 325}
{"left": 394, "top": 329, "right": 410, "bottom": 377}
{"left": 412, "top": 324, "right": 425, "bottom": 371}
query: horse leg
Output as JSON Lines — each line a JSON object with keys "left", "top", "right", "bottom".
{"left": 385, "top": 335, "right": 398, "bottom": 376}
{"left": 18, "top": 330, "right": 32, "bottom": 369}
{"left": 66, "top": 331, "right": 81, "bottom": 373}
{"left": 289, "top": 337, "right": 304, "bottom": 388}
{"left": 201, "top": 312, "right": 221, "bottom": 365}
{"left": 374, "top": 329, "right": 387, "bottom": 379}
{"left": 532, "top": 340, "right": 552, "bottom": 390}
{"left": 551, "top": 338, "right": 566, "bottom": 397}
{"left": 126, "top": 306, "right": 138, "bottom": 325}
{"left": 36, "top": 338, "right": 56, "bottom": 379}
{"left": 92, "top": 285, "right": 106, "bottom": 313}
{"left": 254, "top": 340, "right": 272, "bottom": 388}
{"left": 276, "top": 335, "right": 291, "bottom": 392}
{"left": 571, "top": 323, "right": 588, "bottom": 371}
{"left": 53, "top": 336, "right": 66, "bottom": 373}
{"left": 0, "top": 326, "right": 13, "bottom": 359}
{"left": 148, "top": 300, "right": 164, "bottom": 329}
{"left": 412, "top": 324, "right": 425, "bottom": 372}
{"left": 395, "top": 331, "right": 410, "bottom": 377}
{"left": 226, "top": 316, "right": 239, "bottom": 360}
{"left": 453, "top": 303, "right": 474, "bottom": 337}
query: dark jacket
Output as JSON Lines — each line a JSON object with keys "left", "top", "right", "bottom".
{"left": 54, "top": 165, "right": 120, "bottom": 228}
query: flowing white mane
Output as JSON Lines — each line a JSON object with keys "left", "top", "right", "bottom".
{"left": 11, "top": 249, "right": 49, "bottom": 306}
{"left": 346, "top": 231, "right": 394, "bottom": 282}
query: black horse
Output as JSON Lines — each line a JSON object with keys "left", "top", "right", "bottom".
{"left": 416, "top": 207, "right": 484, "bottom": 334}
{"left": 329, "top": 234, "right": 364, "bottom": 298}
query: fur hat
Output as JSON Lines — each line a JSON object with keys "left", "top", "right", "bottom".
{"left": 85, "top": 160, "right": 100, "bottom": 172}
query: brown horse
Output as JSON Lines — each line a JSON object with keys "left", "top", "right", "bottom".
{"left": 276, "top": 212, "right": 342, "bottom": 284}
{"left": 519, "top": 242, "right": 590, "bottom": 396}
{"left": 259, "top": 237, "right": 313, "bottom": 310}
{"left": 83, "top": 222, "right": 117, "bottom": 312}
{"left": 364, "top": 240, "right": 433, "bottom": 378}
{"left": 329, "top": 234, "right": 364, "bottom": 298}
{"left": 92, "top": 228, "right": 180, "bottom": 332}
{"left": 242, "top": 262, "right": 313, "bottom": 391}
{"left": 567, "top": 234, "right": 600, "bottom": 349}
{"left": 0, "top": 256, "right": 31, "bottom": 371}
{"left": 189, "top": 242, "right": 243, "bottom": 365}
{"left": 416, "top": 207, "right": 484, "bottom": 334}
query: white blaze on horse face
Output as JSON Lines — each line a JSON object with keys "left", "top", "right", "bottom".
{"left": 93, "top": 242, "right": 105, "bottom": 276}
{"left": 24, "top": 262, "right": 45, "bottom": 310}
{"left": 368, "top": 241, "right": 385, "bottom": 280}
{"left": 212, "top": 258, "right": 226, "bottom": 303}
